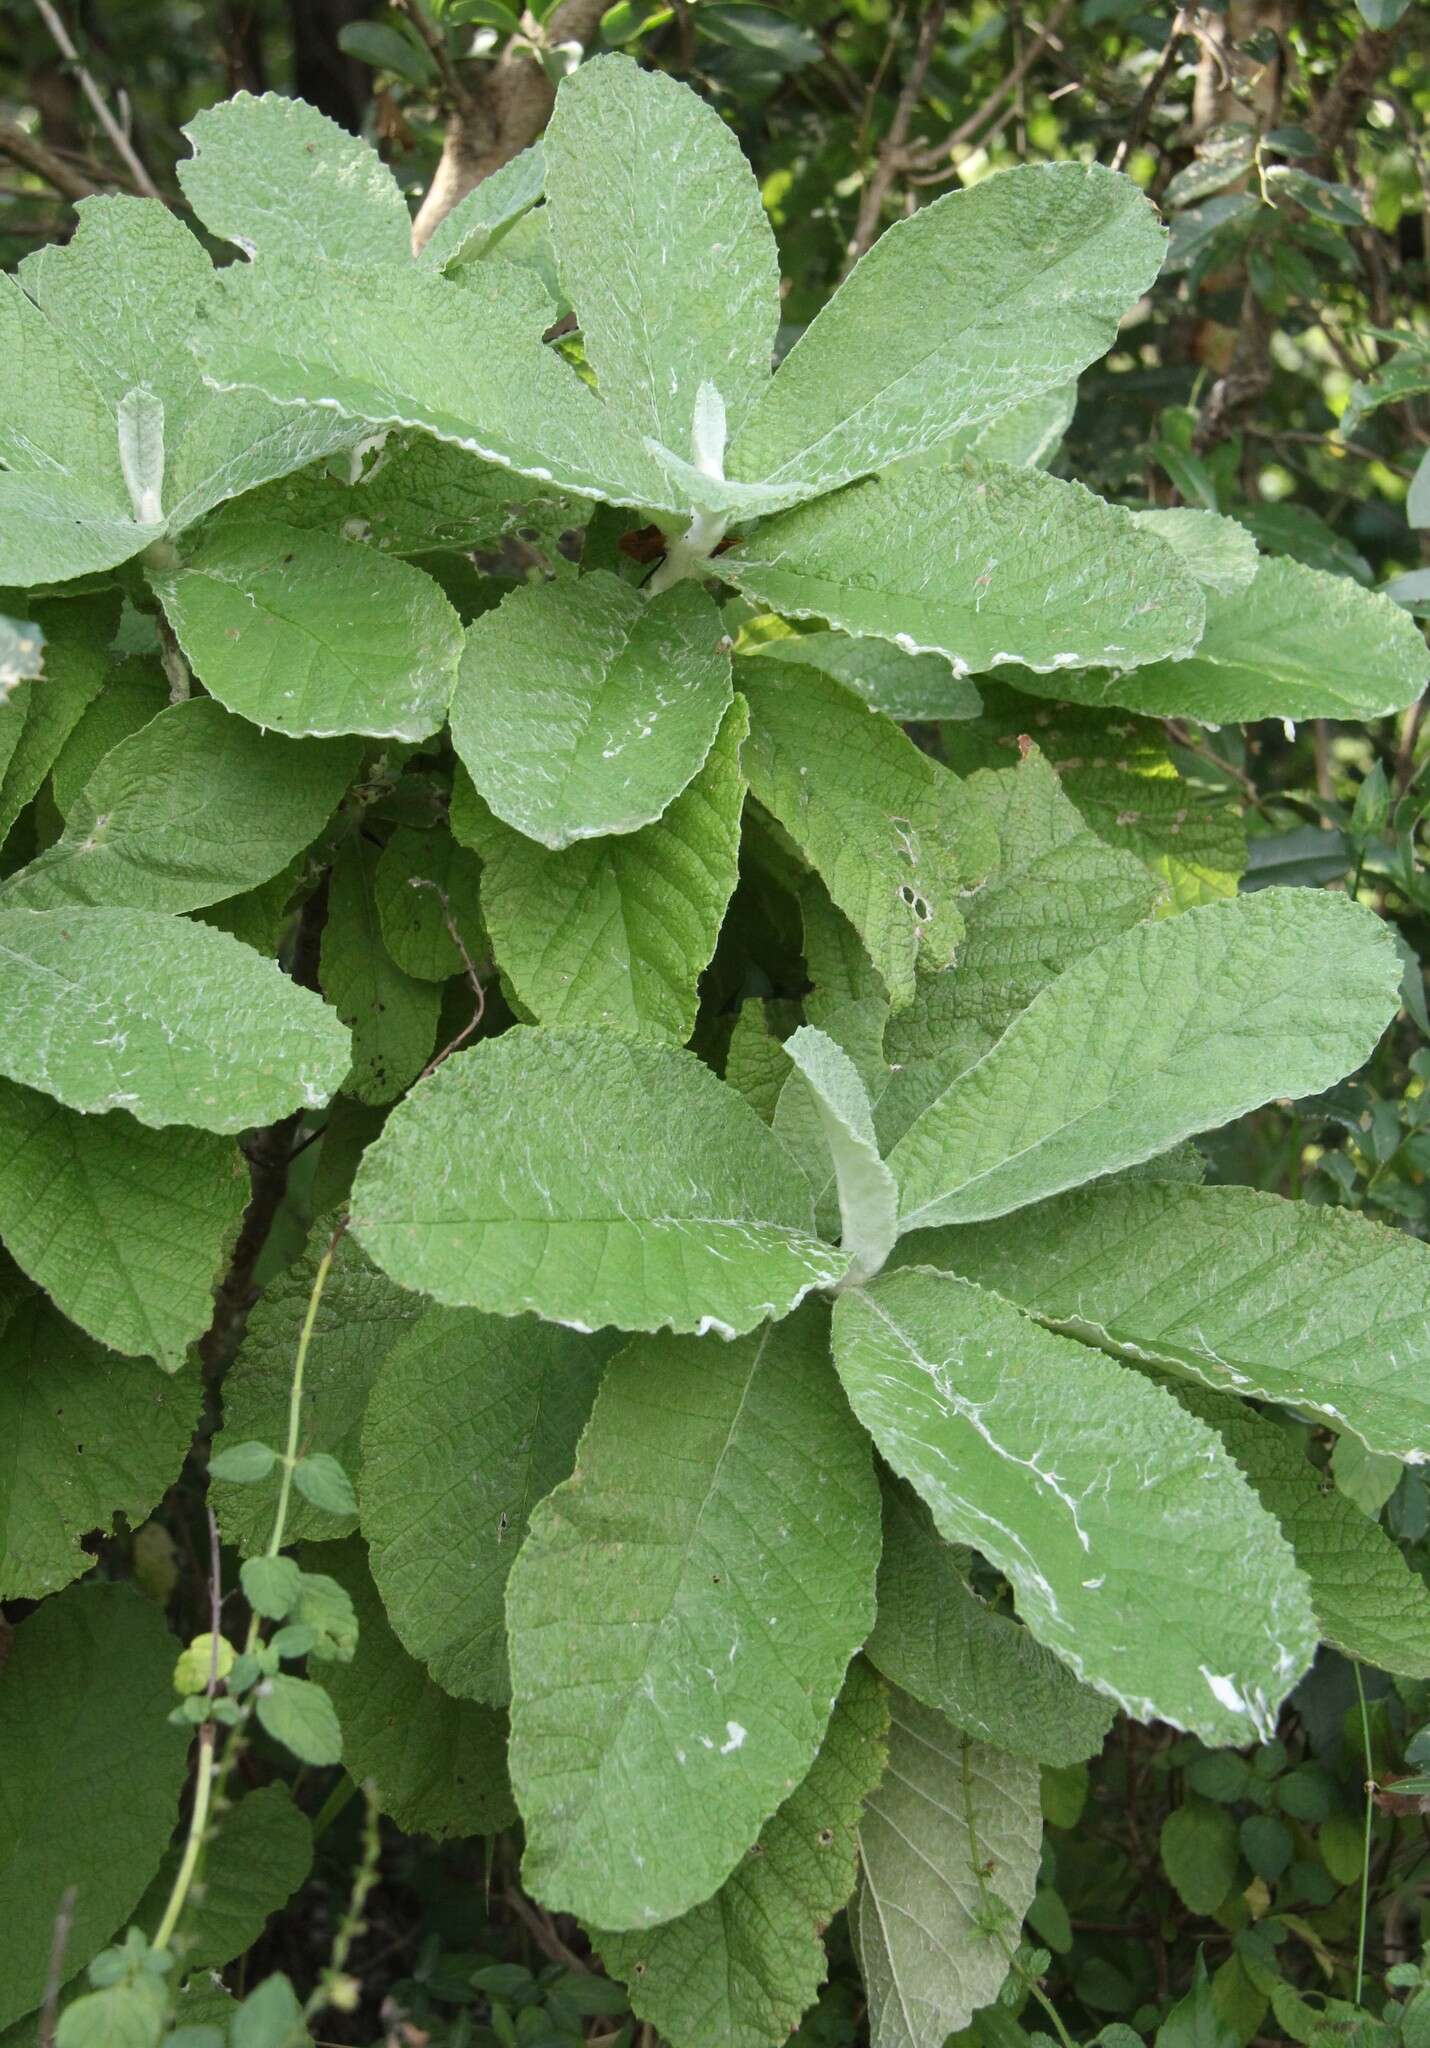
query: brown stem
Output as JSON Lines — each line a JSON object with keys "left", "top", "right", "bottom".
{"left": 845, "top": 1, "right": 948, "bottom": 269}
{"left": 0, "top": 116, "right": 96, "bottom": 200}
{"left": 1308, "top": 24, "right": 1401, "bottom": 164}
{"left": 1111, "top": 7, "right": 1190, "bottom": 173}
{"left": 901, "top": 0, "right": 1074, "bottom": 172}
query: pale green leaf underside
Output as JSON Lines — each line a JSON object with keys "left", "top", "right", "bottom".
{"left": 452, "top": 572, "right": 732, "bottom": 848}
{"left": 506, "top": 1304, "right": 881, "bottom": 1928}
{"left": 597, "top": 1660, "right": 890, "bottom": 2048}
{"left": 0, "top": 1582, "right": 188, "bottom": 2029}
{"left": 361, "top": 1307, "right": 615, "bottom": 1704}
{"left": 739, "top": 660, "right": 965, "bottom": 1009}
{"left": 890, "top": 889, "right": 1399, "bottom": 1232}
{"left": 1186, "top": 1391, "right": 1430, "bottom": 1680}
{"left": 313, "top": 1538, "right": 516, "bottom": 1838}
{"left": 469, "top": 694, "right": 747, "bottom": 1042}
{"left": 747, "top": 631, "right": 982, "bottom": 722}
{"left": 1019, "top": 553, "right": 1429, "bottom": 723}
{"left": 420, "top": 141, "right": 545, "bottom": 273}
{"left": 878, "top": 746, "right": 1162, "bottom": 1149}
{"left": 782, "top": 1025, "right": 897, "bottom": 1286}
{"left": 867, "top": 1478, "right": 1114, "bottom": 1767}
{"left": 350, "top": 1029, "right": 848, "bottom": 1337}
{"left": 544, "top": 55, "right": 779, "bottom": 452}
{"left": 1131, "top": 507, "right": 1260, "bottom": 595}
{"left": 0, "top": 1287, "right": 198, "bottom": 1599}
{"left": 728, "top": 161, "right": 1166, "bottom": 494}
{"left": 152, "top": 521, "right": 463, "bottom": 741}
{"left": 0, "top": 906, "right": 351, "bottom": 1134}
{"left": 211, "top": 1230, "right": 423, "bottom": 1555}
{"left": 0, "top": 1080, "right": 246, "bottom": 1370}
{"left": 856, "top": 1688, "right": 1041, "bottom": 2048}
{"left": 0, "top": 696, "right": 359, "bottom": 913}
{"left": 915, "top": 1178, "right": 1430, "bottom": 1461}
{"left": 833, "top": 1269, "right": 1318, "bottom": 1741}
{"left": 725, "top": 462, "right": 1205, "bottom": 678}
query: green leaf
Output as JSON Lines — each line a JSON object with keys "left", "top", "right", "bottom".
{"left": 0, "top": 1080, "right": 247, "bottom": 1369}
{"left": 0, "top": 698, "right": 358, "bottom": 913}
{"left": 229, "top": 1973, "right": 305, "bottom": 2048}
{"left": 241, "top": 1555, "right": 302, "bottom": 1620}
{"left": 866, "top": 1478, "right": 1114, "bottom": 1767}
{"left": 0, "top": 906, "right": 351, "bottom": 1133}
{"left": 505, "top": 1302, "right": 881, "bottom": 1928}
{"left": 362, "top": 1308, "right": 615, "bottom": 1704}
{"left": 1025, "top": 556, "right": 1429, "bottom": 723}
{"left": 855, "top": 1688, "right": 1041, "bottom": 2048}
{"left": 889, "top": 889, "right": 1399, "bottom": 1232}
{"left": 350, "top": 1028, "right": 848, "bottom": 1335}
{"left": 596, "top": 1660, "right": 890, "bottom": 2048}
{"left": 419, "top": 141, "right": 545, "bottom": 273}
{"left": 211, "top": 1228, "right": 424, "bottom": 1553}
{"left": 832, "top": 1270, "right": 1318, "bottom": 1741}
{"left": 336, "top": 19, "right": 437, "bottom": 84}
{"left": 0, "top": 597, "right": 115, "bottom": 847}
{"left": 1131, "top": 508, "right": 1260, "bottom": 595}
{"left": 1185, "top": 1392, "right": 1430, "bottom": 1680}
{"left": 48, "top": 666, "right": 169, "bottom": 818}
{"left": 912, "top": 1179, "right": 1430, "bottom": 1461}
{"left": 470, "top": 693, "right": 747, "bottom": 1041}
{"left": 254, "top": 1672, "right": 342, "bottom": 1765}
{"left": 726, "top": 462, "right": 1204, "bottom": 678}
{"left": 135, "top": 1784, "right": 312, "bottom": 1971}
{"left": 878, "top": 745, "right": 1162, "bottom": 1148}
{"left": 781, "top": 1025, "right": 897, "bottom": 1285}
{"left": 1161, "top": 1802, "right": 1239, "bottom": 1915}
{"left": 291, "top": 1452, "right": 358, "bottom": 1518}
{"left": 728, "top": 162, "right": 1166, "bottom": 494}
{"left": 738, "top": 659, "right": 966, "bottom": 1009}
{"left": 374, "top": 825, "right": 485, "bottom": 983}
{"left": 320, "top": 837, "right": 442, "bottom": 1104}
{"left": 208, "top": 1440, "right": 278, "bottom": 1483}
{"left": 151, "top": 522, "right": 463, "bottom": 741}
{"left": 179, "top": 90, "right": 412, "bottom": 270}
{"left": 544, "top": 56, "right": 778, "bottom": 453}
{"left": 314, "top": 1537, "right": 517, "bottom": 1836}
{"left": 0, "top": 1582, "right": 187, "bottom": 2029}
{"left": 746, "top": 631, "right": 982, "bottom": 722}
{"left": 451, "top": 573, "right": 732, "bottom": 848}
{"left": 0, "top": 1286, "right": 198, "bottom": 1599}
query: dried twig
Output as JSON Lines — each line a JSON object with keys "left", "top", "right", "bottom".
{"left": 845, "top": 0, "right": 947, "bottom": 268}
{"left": 0, "top": 115, "right": 95, "bottom": 200}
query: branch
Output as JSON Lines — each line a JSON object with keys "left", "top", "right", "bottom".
{"left": 845, "top": 1, "right": 947, "bottom": 269}
{"left": 1308, "top": 23, "right": 1401, "bottom": 164}
{"left": 1111, "top": 7, "right": 1191, "bottom": 174}
{"left": 901, "top": 0, "right": 1074, "bottom": 172}
{"left": 32, "top": 0, "right": 163, "bottom": 201}
{"left": 410, "top": 0, "right": 607, "bottom": 251}
{"left": 0, "top": 116, "right": 96, "bottom": 200}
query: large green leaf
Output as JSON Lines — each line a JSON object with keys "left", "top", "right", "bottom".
{"left": 0, "top": 906, "right": 351, "bottom": 1134}
{"left": 746, "top": 630, "right": 982, "bottom": 722}
{"left": 350, "top": 1029, "right": 847, "bottom": 1336}
{"left": 151, "top": 521, "right": 463, "bottom": 741}
{"left": 855, "top": 1688, "right": 1041, "bottom": 2048}
{"left": 452, "top": 572, "right": 732, "bottom": 848}
{"left": 0, "top": 1581, "right": 188, "bottom": 2028}
{"left": 833, "top": 1270, "right": 1318, "bottom": 1740}
{"left": 1017, "top": 554, "right": 1428, "bottom": 722}
{"left": 738, "top": 659, "right": 966, "bottom": 1009}
{"left": 0, "top": 697, "right": 358, "bottom": 912}
{"left": 890, "top": 889, "right": 1399, "bottom": 1232}
{"left": 596, "top": 1660, "right": 890, "bottom": 2048}
{"left": 505, "top": 1302, "right": 881, "bottom": 1928}
{"left": 1186, "top": 1392, "right": 1430, "bottom": 1680}
{"left": 135, "top": 1784, "right": 312, "bottom": 1972}
{"left": 780, "top": 1025, "right": 897, "bottom": 1286}
{"left": 878, "top": 746, "right": 1162, "bottom": 1148}
{"left": 469, "top": 694, "right": 747, "bottom": 1041}
{"left": 544, "top": 55, "right": 778, "bottom": 452}
{"left": 179, "top": 90, "right": 412, "bottom": 269}
{"left": 320, "top": 838, "right": 441, "bottom": 1104}
{"left": 0, "top": 1284, "right": 198, "bottom": 1598}
{"left": 726, "top": 461, "right": 1203, "bottom": 678}
{"left": 866, "top": 1478, "right": 1113, "bottom": 1767}
{"left": 312, "top": 1538, "right": 517, "bottom": 1837}
{"left": 211, "top": 1229, "right": 424, "bottom": 1554}
{"left": 902, "top": 1180, "right": 1430, "bottom": 1462}
{"left": 0, "top": 1080, "right": 246, "bottom": 1369}
{"left": 0, "top": 597, "right": 115, "bottom": 846}
{"left": 361, "top": 1309, "right": 616, "bottom": 1704}
{"left": 728, "top": 163, "right": 1164, "bottom": 494}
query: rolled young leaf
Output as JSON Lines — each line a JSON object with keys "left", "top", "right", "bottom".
{"left": 780, "top": 1025, "right": 898, "bottom": 1286}
{"left": 350, "top": 1028, "right": 848, "bottom": 1335}
{"left": 832, "top": 1268, "right": 1319, "bottom": 1741}
{"left": 890, "top": 888, "right": 1400, "bottom": 1233}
